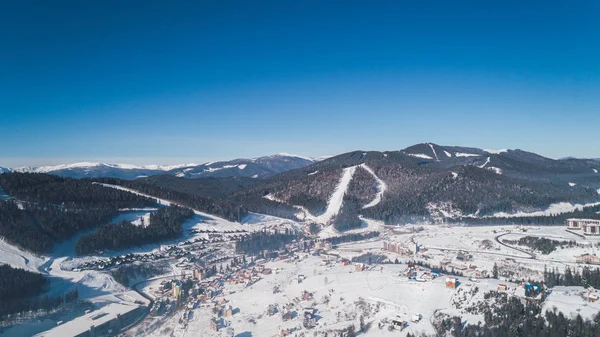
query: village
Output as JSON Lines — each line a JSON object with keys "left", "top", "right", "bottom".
{"left": 29, "top": 217, "right": 600, "bottom": 337}
{"left": 109, "top": 218, "right": 600, "bottom": 337}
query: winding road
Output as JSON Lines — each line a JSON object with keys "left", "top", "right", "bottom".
{"left": 494, "top": 233, "right": 536, "bottom": 259}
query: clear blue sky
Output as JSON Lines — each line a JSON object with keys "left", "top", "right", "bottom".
{"left": 1, "top": 1, "right": 599, "bottom": 167}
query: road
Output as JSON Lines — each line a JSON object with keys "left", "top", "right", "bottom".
{"left": 494, "top": 233, "right": 536, "bottom": 259}
{"left": 121, "top": 274, "right": 185, "bottom": 336}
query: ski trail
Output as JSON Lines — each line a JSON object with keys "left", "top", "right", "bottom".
{"left": 443, "top": 150, "right": 452, "bottom": 158}
{"left": 428, "top": 143, "right": 439, "bottom": 161}
{"left": 315, "top": 166, "right": 357, "bottom": 224}
{"left": 478, "top": 157, "right": 491, "bottom": 168}
{"left": 360, "top": 164, "right": 387, "bottom": 208}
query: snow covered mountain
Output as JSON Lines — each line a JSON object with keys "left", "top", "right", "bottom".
{"left": 227, "top": 143, "right": 600, "bottom": 225}
{"left": 169, "top": 153, "right": 315, "bottom": 179}
{"left": 2, "top": 154, "right": 317, "bottom": 180}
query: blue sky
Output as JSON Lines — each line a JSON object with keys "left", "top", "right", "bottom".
{"left": 1, "top": 1, "right": 599, "bottom": 167}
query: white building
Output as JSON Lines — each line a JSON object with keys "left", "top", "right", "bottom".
{"left": 34, "top": 303, "right": 141, "bottom": 337}
{"left": 566, "top": 218, "right": 600, "bottom": 232}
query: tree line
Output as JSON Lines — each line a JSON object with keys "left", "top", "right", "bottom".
{"left": 517, "top": 236, "right": 576, "bottom": 255}
{"left": 75, "top": 205, "right": 194, "bottom": 255}
{"left": 332, "top": 197, "right": 363, "bottom": 232}
{"left": 0, "top": 264, "right": 78, "bottom": 320}
{"left": 544, "top": 265, "right": 600, "bottom": 289}
{"left": 235, "top": 230, "right": 296, "bottom": 255}
{"left": 0, "top": 173, "right": 155, "bottom": 254}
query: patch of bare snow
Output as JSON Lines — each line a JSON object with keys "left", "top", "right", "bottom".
{"left": 569, "top": 182, "right": 576, "bottom": 187}
{"left": 241, "top": 212, "right": 304, "bottom": 233}
{"left": 131, "top": 212, "right": 152, "bottom": 227}
{"left": 360, "top": 164, "right": 386, "bottom": 208}
{"left": 426, "top": 202, "right": 463, "bottom": 222}
{"left": 487, "top": 167, "right": 503, "bottom": 175}
{"left": 407, "top": 153, "right": 434, "bottom": 160}
{"left": 308, "top": 170, "right": 319, "bottom": 176}
{"left": 594, "top": 169, "right": 598, "bottom": 174}
{"left": 484, "top": 149, "right": 508, "bottom": 154}
{"left": 263, "top": 193, "right": 285, "bottom": 203}
{"left": 238, "top": 164, "right": 247, "bottom": 170}
{"left": 0, "top": 239, "right": 46, "bottom": 272}
{"left": 443, "top": 150, "right": 452, "bottom": 157}
{"left": 455, "top": 152, "right": 480, "bottom": 157}
{"left": 451, "top": 172, "right": 458, "bottom": 178}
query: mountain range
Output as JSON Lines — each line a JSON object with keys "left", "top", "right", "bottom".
{"left": 2, "top": 144, "right": 600, "bottom": 226}
{"left": 2, "top": 154, "right": 317, "bottom": 180}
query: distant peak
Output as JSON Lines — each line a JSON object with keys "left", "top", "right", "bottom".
{"left": 484, "top": 149, "right": 508, "bottom": 154}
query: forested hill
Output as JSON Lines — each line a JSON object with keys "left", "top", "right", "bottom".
{"left": 75, "top": 205, "right": 195, "bottom": 255}
{"left": 0, "top": 172, "right": 152, "bottom": 208}
{"left": 92, "top": 177, "right": 251, "bottom": 222}
{"left": 90, "top": 145, "right": 600, "bottom": 226}
{"left": 0, "top": 173, "right": 156, "bottom": 254}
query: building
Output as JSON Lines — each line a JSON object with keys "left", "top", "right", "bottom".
{"left": 33, "top": 303, "right": 141, "bottom": 337}
{"left": 210, "top": 318, "right": 219, "bottom": 331}
{"left": 193, "top": 268, "right": 207, "bottom": 280}
{"left": 383, "top": 241, "right": 409, "bottom": 255}
{"left": 282, "top": 311, "right": 293, "bottom": 321}
{"left": 497, "top": 284, "right": 508, "bottom": 292}
{"left": 566, "top": 218, "right": 600, "bottom": 232}
{"left": 223, "top": 305, "right": 233, "bottom": 317}
{"left": 314, "top": 240, "right": 332, "bottom": 250}
{"left": 576, "top": 253, "right": 600, "bottom": 264}
{"left": 355, "top": 263, "right": 366, "bottom": 272}
{"left": 583, "top": 222, "right": 600, "bottom": 235}
{"left": 172, "top": 280, "right": 182, "bottom": 300}
{"left": 446, "top": 277, "right": 457, "bottom": 288}
{"left": 391, "top": 320, "right": 407, "bottom": 330}
{"left": 456, "top": 251, "right": 473, "bottom": 261}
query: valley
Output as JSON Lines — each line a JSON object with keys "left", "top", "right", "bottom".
{"left": 1, "top": 144, "right": 600, "bottom": 337}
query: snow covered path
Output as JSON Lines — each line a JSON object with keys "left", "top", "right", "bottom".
{"left": 428, "top": 143, "right": 439, "bottom": 161}
{"left": 360, "top": 164, "right": 386, "bottom": 208}
{"left": 478, "top": 157, "right": 490, "bottom": 168}
{"left": 315, "top": 166, "right": 357, "bottom": 224}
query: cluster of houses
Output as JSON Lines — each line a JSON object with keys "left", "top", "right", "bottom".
{"left": 76, "top": 243, "right": 218, "bottom": 271}
{"left": 404, "top": 263, "right": 443, "bottom": 282}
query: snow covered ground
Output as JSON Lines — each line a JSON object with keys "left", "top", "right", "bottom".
{"left": 0, "top": 239, "right": 45, "bottom": 272}
{"left": 489, "top": 201, "right": 600, "bottom": 218}
{"left": 146, "top": 254, "right": 530, "bottom": 337}
{"left": 543, "top": 286, "right": 600, "bottom": 320}
{"left": 407, "top": 153, "right": 433, "bottom": 160}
